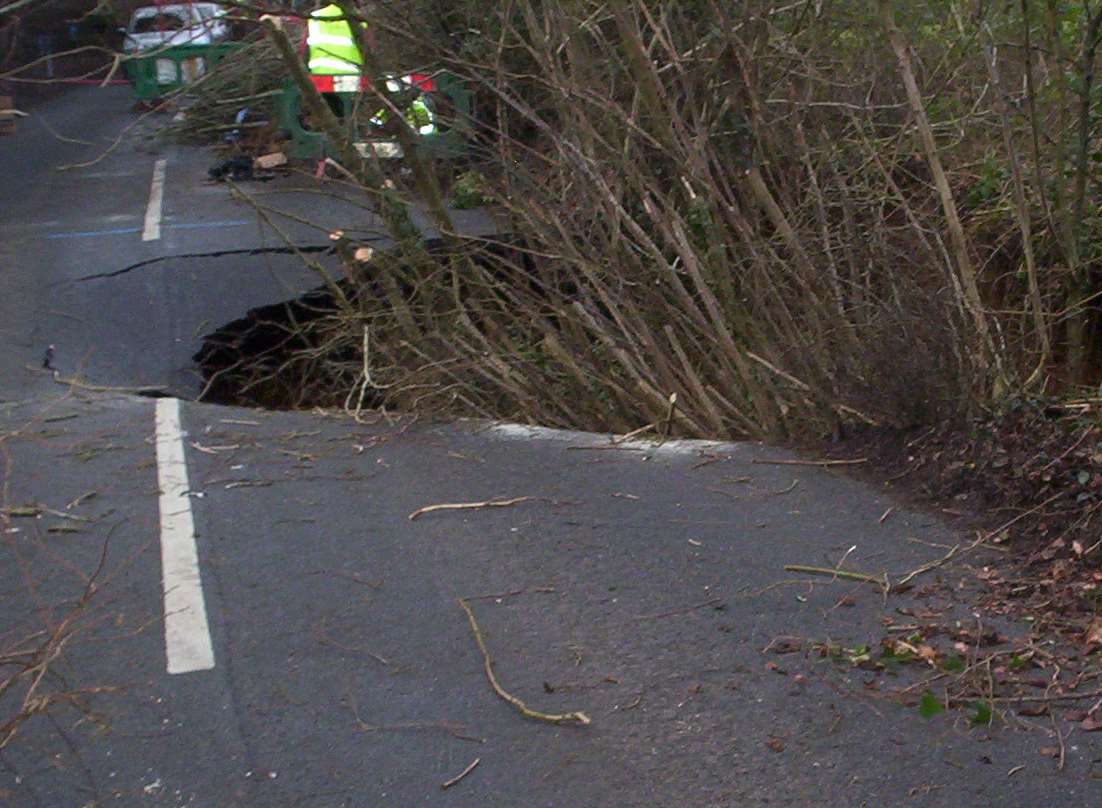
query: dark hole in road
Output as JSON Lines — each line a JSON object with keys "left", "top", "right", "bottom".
{"left": 194, "top": 281, "right": 358, "bottom": 410}
{"left": 193, "top": 237, "right": 558, "bottom": 412}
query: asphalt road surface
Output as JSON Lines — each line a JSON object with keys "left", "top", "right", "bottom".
{"left": 1, "top": 88, "right": 1098, "bottom": 807}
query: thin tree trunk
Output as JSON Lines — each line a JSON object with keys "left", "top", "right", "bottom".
{"left": 1065, "top": 5, "right": 1102, "bottom": 383}
{"left": 983, "top": 30, "right": 1050, "bottom": 386}
{"left": 880, "top": 0, "right": 1003, "bottom": 394}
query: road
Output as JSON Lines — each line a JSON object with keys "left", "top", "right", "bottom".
{"left": 0, "top": 88, "right": 1096, "bottom": 806}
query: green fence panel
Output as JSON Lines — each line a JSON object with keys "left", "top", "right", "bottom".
{"left": 124, "top": 42, "right": 244, "bottom": 101}
{"left": 274, "top": 73, "right": 473, "bottom": 161}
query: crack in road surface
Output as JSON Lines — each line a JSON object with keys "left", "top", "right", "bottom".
{"left": 66, "top": 244, "right": 342, "bottom": 284}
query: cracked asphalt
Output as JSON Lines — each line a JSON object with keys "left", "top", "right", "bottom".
{"left": 1, "top": 87, "right": 1099, "bottom": 806}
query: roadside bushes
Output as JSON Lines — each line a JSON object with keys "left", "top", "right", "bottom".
{"left": 240, "top": 1, "right": 1102, "bottom": 440}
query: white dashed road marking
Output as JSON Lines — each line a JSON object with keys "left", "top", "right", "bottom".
{"left": 142, "top": 158, "right": 166, "bottom": 242}
{"left": 155, "top": 397, "right": 215, "bottom": 674}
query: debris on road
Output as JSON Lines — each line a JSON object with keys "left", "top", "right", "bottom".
{"left": 254, "top": 151, "right": 287, "bottom": 170}
{"left": 752, "top": 456, "right": 868, "bottom": 467}
{"left": 408, "top": 496, "right": 545, "bottom": 521}
{"left": 2, "top": 504, "right": 92, "bottom": 523}
{"left": 458, "top": 597, "right": 590, "bottom": 726}
{"left": 635, "top": 597, "right": 724, "bottom": 621}
{"left": 783, "top": 564, "right": 888, "bottom": 591}
{"left": 441, "top": 757, "right": 481, "bottom": 790}
{"left": 0, "top": 96, "right": 20, "bottom": 135}
{"left": 207, "top": 155, "right": 255, "bottom": 182}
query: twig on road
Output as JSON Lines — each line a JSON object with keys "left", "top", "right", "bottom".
{"left": 765, "top": 479, "right": 799, "bottom": 496}
{"left": 611, "top": 422, "right": 656, "bottom": 444}
{"left": 752, "top": 457, "right": 868, "bottom": 467}
{"left": 463, "top": 586, "right": 556, "bottom": 602}
{"left": 1052, "top": 713, "right": 1069, "bottom": 772}
{"left": 635, "top": 597, "right": 724, "bottom": 621}
{"left": 2, "top": 505, "right": 92, "bottom": 523}
{"left": 223, "top": 480, "right": 275, "bottom": 490}
{"left": 315, "top": 628, "right": 390, "bottom": 667}
{"left": 441, "top": 757, "right": 481, "bottom": 790}
{"left": 457, "top": 598, "right": 590, "bottom": 726}
{"left": 348, "top": 692, "right": 484, "bottom": 744}
{"left": 44, "top": 369, "right": 167, "bottom": 395}
{"left": 691, "top": 453, "right": 728, "bottom": 470}
{"left": 409, "top": 496, "right": 546, "bottom": 521}
{"left": 783, "top": 564, "right": 889, "bottom": 591}
{"left": 64, "top": 491, "right": 97, "bottom": 511}
{"left": 894, "top": 544, "right": 960, "bottom": 588}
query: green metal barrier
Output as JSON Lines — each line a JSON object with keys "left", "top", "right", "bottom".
{"left": 274, "top": 73, "right": 472, "bottom": 161}
{"left": 124, "top": 42, "right": 243, "bottom": 101}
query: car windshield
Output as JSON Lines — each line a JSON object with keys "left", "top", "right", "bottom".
{"left": 132, "top": 13, "right": 186, "bottom": 34}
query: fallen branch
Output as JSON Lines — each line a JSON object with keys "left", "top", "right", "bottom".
{"left": 635, "top": 597, "right": 724, "bottom": 621}
{"left": 2, "top": 505, "right": 92, "bottom": 522}
{"left": 44, "top": 369, "right": 167, "bottom": 395}
{"left": 356, "top": 719, "right": 483, "bottom": 743}
{"left": 765, "top": 479, "right": 799, "bottom": 496}
{"left": 457, "top": 598, "right": 590, "bottom": 726}
{"left": 659, "top": 392, "right": 678, "bottom": 439}
{"left": 612, "top": 422, "right": 656, "bottom": 444}
{"left": 783, "top": 564, "right": 889, "bottom": 591}
{"left": 409, "top": 496, "right": 543, "bottom": 521}
{"left": 464, "top": 586, "right": 556, "bottom": 602}
{"left": 972, "top": 491, "right": 1066, "bottom": 546}
{"left": 894, "top": 544, "right": 960, "bottom": 588}
{"left": 753, "top": 457, "right": 868, "bottom": 467}
{"left": 1041, "top": 426, "right": 1093, "bottom": 473}
{"left": 691, "top": 453, "right": 728, "bottom": 470}
{"left": 441, "top": 757, "right": 481, "bottom": 790}
{"left": 986, "top": 688, "right": 1102, "bottom": 704}
{"left": 1052, "top": 713, "right": 1069, "bottom": 772}
{"left": 224, "top": 480, "right": 274, "bottom": 490}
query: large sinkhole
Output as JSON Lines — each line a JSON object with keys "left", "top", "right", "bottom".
{"left": 194, "top": 238, "right": 542, "bottom": 412}
{"left": 195, "top": 280, "right": 352, "bottom": 410}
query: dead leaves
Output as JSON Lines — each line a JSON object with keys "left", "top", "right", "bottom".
{"left": 1080, "top": 714, "right": 1102, "bottom": 732}
{"left": 1084, "top": 617, "right": 1102, "bottom": 647}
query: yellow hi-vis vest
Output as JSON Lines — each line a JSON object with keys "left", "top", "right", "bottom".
{"left": 369, "top": 76, "right": 437, "bottom": 135}
{"left": 307, "top": 4, "right": 361, "bottom": 76}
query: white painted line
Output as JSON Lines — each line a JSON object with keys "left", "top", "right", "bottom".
{"left": 142, "top": 158, "right": 167, "bottom": 242}
{"left": 155, "top": 397, "right": 215, "bottom": 675}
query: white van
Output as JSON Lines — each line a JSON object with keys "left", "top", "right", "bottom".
{"left": 121, "top": 4, "right": 229, "bottom": 54}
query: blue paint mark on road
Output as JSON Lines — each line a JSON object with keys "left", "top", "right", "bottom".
{"left": 45, "top": 220, "right": 251, "bottom": 240}
{"left": 166, "top": 220, "right": 251, "bottom": 231}
{"left": 45, "top": 226, "right": 142, "bottom": 240}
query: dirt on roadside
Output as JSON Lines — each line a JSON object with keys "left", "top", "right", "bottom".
{"left": 818, "top": 395, "right": 1102, "bottom": 654}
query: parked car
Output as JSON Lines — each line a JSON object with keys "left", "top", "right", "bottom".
{"left": 120, "top": 4, "right": 229, "bottom": 54}
{"left": 121, "top": 4, "right": 231, "bottom": 88}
